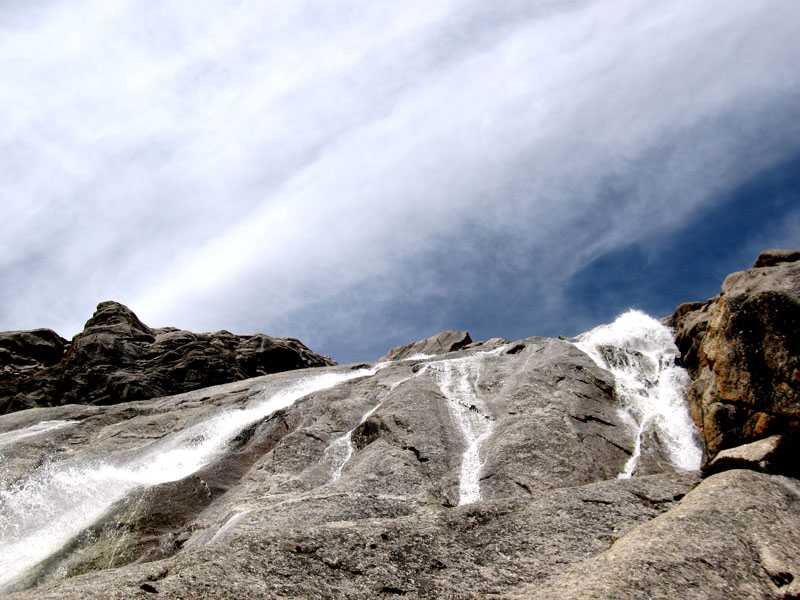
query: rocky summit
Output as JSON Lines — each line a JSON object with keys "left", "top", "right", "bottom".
{"left": 0, "top": 251, "right": 798, "bottom": 600}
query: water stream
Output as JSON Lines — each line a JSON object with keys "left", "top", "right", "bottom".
{"left": 324, "top": 374, "right": 414, "bottom": 483}
{"left": 0, "top": 316, "right": 703, "bottom": 592}
{"left": 0, "top": 420, "right": 79, "bottom": 450}
{"left": 573, "top": 309, "right": 703, "bottom": 477}
{"left": 0, "top": 366, "right": 381, "bottom": 594}
{"left": 425, "top": 352, "right": 496, "bottom": 505}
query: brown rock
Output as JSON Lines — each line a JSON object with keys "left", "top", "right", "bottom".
{"left": 754, "top": 248, "right": 800, "bottom": 268}
{"left": 667, "top": 251, "right": 800, "bottom": 459}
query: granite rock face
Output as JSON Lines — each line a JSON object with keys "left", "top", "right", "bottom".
{"left": 0, "top": 252, "right": 798, "bottom": 599}
{"left": 668, "top": 249, "right": 800, "bottom": 459}
{"left": 704, "top": 435, "right": 799, "bottom": 477}
{"left": 515, "top": 469, "right": 800, "bottom": 600}
{"left": 0, "top": 301, "right": 335, "bottom": 414}
{"left": 1, "top": 337, "right": 708, "bottom": 599}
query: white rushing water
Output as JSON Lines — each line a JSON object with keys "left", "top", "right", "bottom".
{"left": 573, "top": 310, "right": 703, "bottom": 477}
{"left": 425, "top": 353, "right": 496, "bottom": 505}
{"left": 0, "top": 420, "right": 79, "bottom": 450}
{"left": 324, "top": 374, "right": 414, "bottom": 483}
{"left": 0, "top": 366, "right": 380, "bottom": 593}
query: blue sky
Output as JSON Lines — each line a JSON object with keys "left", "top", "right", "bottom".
{"left": 1, "top": 0, "right": 799, "bottom": 363}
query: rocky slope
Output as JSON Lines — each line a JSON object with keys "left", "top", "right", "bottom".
{"left": 0, "top": 301, "right": 335, "bottom": 414}
{"left": 0, "top": 251, "right": 797, "bottom": 599}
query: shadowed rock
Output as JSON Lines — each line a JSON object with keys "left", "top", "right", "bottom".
{"left": 0, "top": 329, "right": 68, "bottom": 380}
{"left": 754, "top": 248, "right": 800, "bottom": 268}
{"left": 0, "top": 301, "right": 335, "bottom": 414}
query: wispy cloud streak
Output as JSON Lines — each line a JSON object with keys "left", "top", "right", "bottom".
{"left": 1, "top": 0, "right": 799, "bottom": 360}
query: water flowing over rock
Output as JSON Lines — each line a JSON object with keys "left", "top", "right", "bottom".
{"left": 0, "top": 301, "right": 335, "bottom": 415}
{"left": 0, "top": 251, "right": 797, "bottom": 599}
{"left": 574, "top": 311, "right": 703, "bottom": 478}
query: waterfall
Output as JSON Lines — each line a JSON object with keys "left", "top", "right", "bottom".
{"left": 573, "top": 309, "right": 703, "bottom": 477}
{"left": 0, "top": 366, "right": 380, "bottom": 594}
{"left": 425, "top": 353, "right": 495, "bottom": 505}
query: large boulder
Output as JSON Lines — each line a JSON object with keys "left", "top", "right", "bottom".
{"left": 704, "top": 435, "right": 799, "bottom": 477}
{"left": 514, "top": 469, "right": 800, "bottom": 600}
{"left": 668, "top": 250, "right": 800, "bottom": 459}
{"left": 0, "top": 301, "right": 335, "bottom": 413}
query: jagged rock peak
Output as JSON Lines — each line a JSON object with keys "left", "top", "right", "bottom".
{"left": 379, "top": 329, "right": 473, "bottom": 361}
{"left": 81, "top": 301, "right": 154, "bottom": 336}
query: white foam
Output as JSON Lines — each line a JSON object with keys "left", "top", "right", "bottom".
{"left": 574, "top": 309, "right": 703, "bottom": 477}
{"left": 0, "top": 420, "right": 79, "bottom": 450}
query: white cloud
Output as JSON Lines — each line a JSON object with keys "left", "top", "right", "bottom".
{"left": 1, "top": 0, "right": 799, "bottom": 359}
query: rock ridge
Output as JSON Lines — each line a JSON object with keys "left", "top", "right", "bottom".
{"left": 0, "top": 301, "right": 335, "bottom": 414}
{"left": 379, "top": 330, "right": 474, "bottom": 362}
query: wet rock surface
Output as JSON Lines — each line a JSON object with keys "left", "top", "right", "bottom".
{"left": 1, "top": 341, "right": 705, "bottom": 600}
{"left": 0, "top": 301, "right": 335, "bottom": 414}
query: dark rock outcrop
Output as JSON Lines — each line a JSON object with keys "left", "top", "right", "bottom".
{"left": 0, "top": 329, "right": 68, "bottom": 380}
{"left": 668, "top": 249, "right": 800, "bottom": 460}
{"left": 0, "top": 301, "right": 335, "bottom": 414}
{"left": 379, "top": 330, "right": 473, "bottom": 362}
{"left": 754, "top": 248, "right": 800, "bottom": 268}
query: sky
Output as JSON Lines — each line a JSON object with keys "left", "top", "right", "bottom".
{"left": 1, "top": 0, "right": 799, "bottom": 363}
